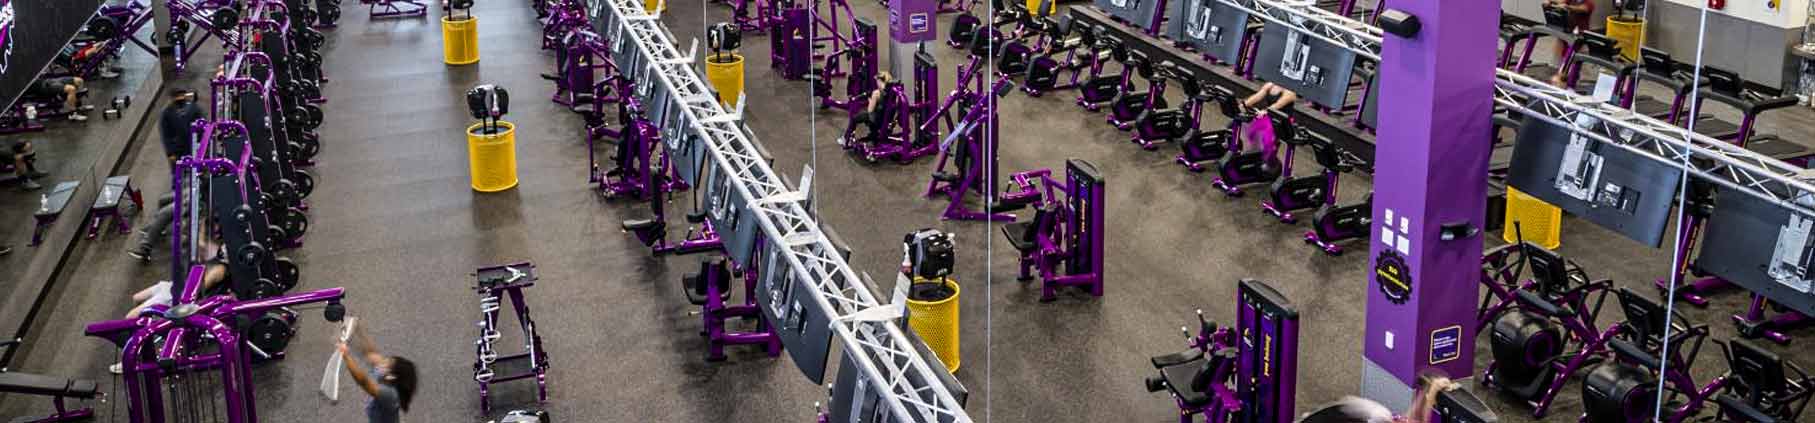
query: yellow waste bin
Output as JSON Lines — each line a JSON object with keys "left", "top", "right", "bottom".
{"left": 704, "top": 54, "right": 746, "bottom": 108}
{"left": 643, "top": 0, "right": 665, "bottom": 13}
{"left": 906, "top": 278, "right": 961, "bottom": 372}
{"left": 1502, "top": 187, "right": 1562, "bottom": 249}
{"left": 467, "top": 121, "right": 518, "bottom": 192}
{"left": 442, "top": 16, "right": 480, "bottom": 65}
{"left": 1026, "top": 0, "right": 1056, "bottom": 16}
{"left": 1604, "top": 16, "right": 1644, "bottom": 62}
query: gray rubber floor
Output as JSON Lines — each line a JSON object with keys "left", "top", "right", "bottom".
{"left": 1, "top": 0, "right": 1811, "bottom": 422}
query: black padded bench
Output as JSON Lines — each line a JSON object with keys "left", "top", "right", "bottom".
{"left": 0, "top": 341, "right": 99, "bottom": 423}
{"left": 29, "top": 181, "right": 81, "bottom": 246}
{"left": 85, "top": 175, "right": 142, "bottom": 240}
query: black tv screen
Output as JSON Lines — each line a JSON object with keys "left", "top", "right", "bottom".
{"left": 1252, "top": 21, "right": 1359, "bottom": 109}
{"left": 755, "top": 242, "right": 837, "bottom": 384}
{"left": 1506, "top": 117, "right": 1681, "bottom": 247}
{"left": 0, "top": 0, "right": 107, "bottom": 110}
{"left": 1164, "top": 0, "right": 1249, "bottom": 64}
{"left": 1694, "top": 188, "right": 1815, "bottom": 317}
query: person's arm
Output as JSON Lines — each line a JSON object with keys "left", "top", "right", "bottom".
{"left": 355, "top": 324, "right": 384, "bottom": 365}
{"left": 1268, "top": 90, "right": 1298, "bottom": 112}
{"left": 340, "top": 342, "right": 382, "bottom": 396}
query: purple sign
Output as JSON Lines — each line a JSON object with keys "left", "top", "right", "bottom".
{"left": 1428, "top": 326, "right": 1461, "bottom": 365}
{"left": 888, "top": 0, "right": 937, "bottom": 42}
{"left": 910, "top": 13, "right": 929, "bottom": 34}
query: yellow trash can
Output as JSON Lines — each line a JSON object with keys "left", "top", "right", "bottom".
{"left": 704, "top": 54, "right": 746, "bottom": 108}
{"left": 643, "top": 0, "right": 665, "bottom": 13}
{"left": 442, "top": 16, "right": 480, "bottom": 65}
{"left": 1026, "top": 0, "right": 1056, "bottom": 16}
{"left": 1502, "top": 187, "right": 1562, "bottom": 249}
{"left": 1604, "top": 16, "right": 1644, "bottom": 62}
{"left": 467, "top": 121, "right": 519, "bottom": 192}
{"left": 906, "top": 278, "right": 961, "bottom": 373}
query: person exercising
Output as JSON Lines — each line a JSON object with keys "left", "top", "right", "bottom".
{"left": 112, "top": 238, "right": 229, "bottom": 374}
{"left": 1545, "top": 0, "right": 1594, "bottom": 87}
{"left": 1295, "top": 370, "right": 1460, "bottom": 423}
{"left": 837, "top": 72, "right": 902, "bottom": 146}
{"left": 338, "top": 324, "right": 419, "bottom": 423}
{"left": 1239, "top": 82, "right": 1297, "bottom": 171}
{"left": 28, "top": 76, "right": 91, "bottom": 121}
{"left": 8, "top": 140, "right": 43, "bottom": 190}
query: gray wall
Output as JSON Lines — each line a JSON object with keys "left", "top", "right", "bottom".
{"left": 1646, "top": 1, "right": 1804, "bottom": 91}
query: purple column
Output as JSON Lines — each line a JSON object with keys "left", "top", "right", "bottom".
{"left": 1360, "top": 0, "right": 1497, "bottom": 410}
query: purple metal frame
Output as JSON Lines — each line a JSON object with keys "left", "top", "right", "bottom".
{"left": 696, "top": 254, "right": 782, "bottom": 361}
{"left": 814, "top": 19, "right": 878, "bottom": 113}
{"left": 167, "top": 0, "right": 248, "bottom": 75}
{"left": 844, "top": 54, "right": 939, "bottom": 163}
{"left": 772, "top": 6, "right": 813, "bottom": 80}
{"left": 473, "top": 262, "right": 551, "bottom": 412}
{"left": 1481, "top": 277, "right": 1615, "bottom": 418}
{"left": 84, "top": 265, "right": 347, "bottom": 423}
{"left": 924, "top": 77, "right": 1013, "bottom": 222}
{"left": 999, "top": 160, "right": 1104, "bottom": 301}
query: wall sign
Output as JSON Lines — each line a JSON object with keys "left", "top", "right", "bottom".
{"left": 1428, "top": 325, "right": 1461, "bottom": 364}
{"left": 1375, "top": 250, "right": 1411, "bottom": 304}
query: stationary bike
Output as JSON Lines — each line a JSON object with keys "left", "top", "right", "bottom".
{"left": 1259, "top": 115, "right": 1325, "bottom": 223}
{"left": 1075, "top": 30, "right": 1132, "bottom": 111}
{"left": 1210, "top": 108, "right": 1280, "bottom": 197}
{"left": 1301, "top": 139, "right": 1371, "bottom": 255}
{"left": 1106, "top": 51, "right": 1166, "bottom": 130}
{"left": 1174, "top": 85, "right": 1240, "bottom": 172}
{"left": 1128, "top": 61, "right": 1193, "bottom": 150}
{"left": 1022, "top": 16, "right": 1093, "bottom": 97}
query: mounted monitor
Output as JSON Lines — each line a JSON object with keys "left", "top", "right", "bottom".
{"left": 703, "top": 163, "right": 762, "bottom": 264}
{"left": 1164, "top": 0, "right": 1250, "bottom": 64}
{"left": 1360, "top": 74, "right": 1379, "bottom": 128}
{"left": 1252, "top": 20, "right": 1359, "bottom": 109}
{"left": 1506, "top": 116, "right": 1680, "bottom": 247}
{"left": 1694, "top": 189, "right": 1815, "bottom": 317}
{"left": 756, "top": 242, "right": 837, "bottom": 384}
{"left": 1095, "top": 0, "right": 1163, "bottom": 34}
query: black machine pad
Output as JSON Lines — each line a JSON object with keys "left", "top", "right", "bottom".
{"left": 0, "top": 372, "right": 99, "bottom": 398}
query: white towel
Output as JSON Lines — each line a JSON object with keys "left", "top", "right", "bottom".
{"left": 320, "top": 318, "right": 357, "bottom": 403}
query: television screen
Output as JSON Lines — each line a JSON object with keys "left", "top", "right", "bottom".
{"left": 1506, "top": 116, "right": 1681, "bottom": 247}
{"left": 1694, "top": 188, "right": 1815, "bottom": 317}
{"left": 1252, "top": 21, "right": 1359, "bottom": 109}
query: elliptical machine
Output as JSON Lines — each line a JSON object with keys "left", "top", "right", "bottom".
{"left": 1301, "top": 139, "right": 1371, "bottom": 255}
{"left": 1581, "top": 288, "right": 1719, "bottom": 423}
{"left": 1259, "top": 116, "right": 1327, "bottom": 224}
{"left": 1482, "top": 242, "right": 1616, "bottom": 418}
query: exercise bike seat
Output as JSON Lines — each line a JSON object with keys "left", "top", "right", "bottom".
{"left": 1001, "top": 207, "right": 1053, "bottom": 253}
{"left": 683, "top": 260, "right": 734, "bottom": 306}
{"left": 620, "top": 218, "right": 662, "bottom": 232}
{"left": 0, "top": 371, "right": 99, "bottom": 399}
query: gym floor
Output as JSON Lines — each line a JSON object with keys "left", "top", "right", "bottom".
{"left": 2, "top": 0, "right": 1812, "bottom": 422}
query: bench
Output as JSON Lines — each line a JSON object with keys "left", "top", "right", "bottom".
{"left": 28, "top": 181, "right": 81, "bottom": 246}
{"left": 0, "top": 340, "right": 99, "bottom": 423}
{"left": 85, "top": 175, "right": 142, "bottom": 239}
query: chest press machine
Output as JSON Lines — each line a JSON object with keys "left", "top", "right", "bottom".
{"left": 996, "top": 159, "right": 1105, "bottom": 302}
{"left": 925, "top": 77, "right": 1017, "bottom": 222}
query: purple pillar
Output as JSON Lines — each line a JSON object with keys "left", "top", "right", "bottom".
{"left": 1360, "top": 0, "right": 1497, "bottom": 410}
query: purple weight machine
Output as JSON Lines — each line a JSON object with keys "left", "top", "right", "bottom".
{"left": 924, "top": 77, "right": 1016, "bottom": 222}
{"left": 541, "top": 0, "right": 590, "bottom": 52}
{"left": 1143, "top": 279, "right": 1299, "bottom": 423}
{"left": 840, "top": 49, "right": 940, "bottom": 163}
{"left": 718, "top": 0, "right": 781, "bottom": 32}
{"left": 596, "top": 105, "right": 686, "bottom": 200}
{"left": 997, "top": 159, "right": 1105, "bottom": 302}
{"left": 472, "top": 262, "right": 551, "bottom": 412}
{"left": 552, "top": 31, "right": 620, "bottom": 113}
{"left": 771, "top": 0, "right": 813, "bottom": 80}
{"left": 1580, "top": 288, "right": 1722, "bottom": 423}
{"left": 84, "top": 264, "right": 348, "bottom": 423}
{"left": 1480, "top": 239, "right": 1617, "bottom": 418}
{"left": 684, "top": 253, "right": 783, "bottom": 362}
{"left": 166, "top": 0, "right": 248, "bottom": 76}
{"left": 810, "top": 18, "right": 878, "bottom": 115}
{"left": 622, "top": 169, "right": 723, "bottom": 256}
{"left": 361, "top": 0, "right": 427, "bottom": 19}
{"left": 45, "top": 1, "right": 156, "bottom": 80}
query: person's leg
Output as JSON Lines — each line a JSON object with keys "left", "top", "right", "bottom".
{"left": 13, "top": 152, "right": 38, "bottom": 190}
{"left": 202, "top": 264, "right": 228, "bottom": 291}
{"left": 127, "top": 203, "right": 176, "bottom": 259}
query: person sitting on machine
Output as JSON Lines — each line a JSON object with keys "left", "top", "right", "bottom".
{"left": 7, "top": 140, "right": 45, "bottom": 190}
{"left": 110, "top": 238, "right": 230, "bottom": 374}
{"left": 1297, "top": 370, "right": 1461, "bottom": 423}
{"left": 837, "top": 71, "right": 901, "bottom": 146}
{"left": 27, "top": 76, "right": 92, "bottom": 122}
{"left": 337, "top": 322, "right": 420, "bottom": 423}
{"left": 1240, "top": 82, "right": 1297, "bottom": 170}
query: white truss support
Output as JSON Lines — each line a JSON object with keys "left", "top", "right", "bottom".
{"left": 596, "top": 0, "right": 973, "bottom": 421}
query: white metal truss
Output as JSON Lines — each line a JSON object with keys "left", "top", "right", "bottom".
{"left": 596, "top": 1, "right": 972, "bottom": 421}
{"left": 1218, "top": 0, "right": 1815, "bottom": 217}
{"left": 1216, "top": 0, "right": 1383, "bottom": 60}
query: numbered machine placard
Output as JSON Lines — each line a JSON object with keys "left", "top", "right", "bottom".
{"left": 1252, "top": 20, "right": 1358, "bottom": 109}
{"left": 1695, "top": 189, "right": 1815, "bottom": 317}
{"left": 1095, "top": 0, "right": 1162, "bottom": 32}
{"left": 1505, "top": 117, "right": 1680, "bottom": 247}
{"left": 756, "top": 240, "right": 837, "bottom": 383}
{"left": 1165, "top": 0, "right": 1250, "bottom": 64}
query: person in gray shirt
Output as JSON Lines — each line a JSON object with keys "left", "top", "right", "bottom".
{"left": 339, "top": 324, "right": 419, "bottom": 423}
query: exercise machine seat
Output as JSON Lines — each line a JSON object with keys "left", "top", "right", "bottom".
{"left": 1714, "top": 394, "right": 1780, "bottom": 423}
{"left": 620, "top": 218, "right": 661, "bottom": 232}
{"left": 1159, "top": 348, "right": 1236, "bottom": 407}
{"left": 1001, "top": 206, "right": 1054, "bottom": 253}
{"left": 1150, "top": 350, "right": 1199, "bottom": 369}
{"left": 683, "top": 259, "right": 733, "bottom": 306}
{"left": 0, "top": 372, "right": 99, "bottom": 398}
